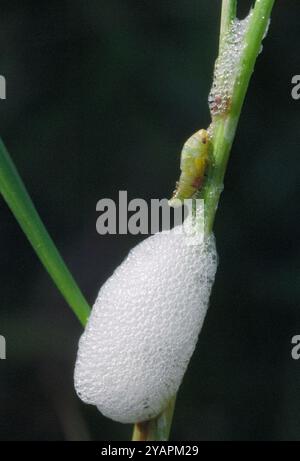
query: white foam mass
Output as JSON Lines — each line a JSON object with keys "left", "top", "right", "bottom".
{"left": 74, "top": 223, "right": 218, "bottom": 423}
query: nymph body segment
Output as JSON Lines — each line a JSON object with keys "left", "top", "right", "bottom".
{"left": 169, "top": 129, "right": 210, "bottom": 207}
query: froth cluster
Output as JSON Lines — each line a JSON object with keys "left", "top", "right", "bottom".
{"left": 74, "top": 224, "right": 218, "bottom": 423}
{"left": 209, "top": 15, "right": 251, "bottom": 116}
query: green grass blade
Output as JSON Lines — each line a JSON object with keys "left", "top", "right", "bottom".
{"left": 0, "top": 138, "right": 90, "bottom": 326}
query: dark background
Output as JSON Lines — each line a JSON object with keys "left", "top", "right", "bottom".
{"left": 0, "top": 0, "right": 299, "bottom": 441}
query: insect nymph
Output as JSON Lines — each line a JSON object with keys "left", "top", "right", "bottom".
{"left": 169, "top": 129, "right": 210, "bottom": 207}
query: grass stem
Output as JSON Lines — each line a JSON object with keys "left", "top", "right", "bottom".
{"left": 0, "top": 139, "right": 91, "bottom": 326}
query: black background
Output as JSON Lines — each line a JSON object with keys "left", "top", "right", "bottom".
{"left": 0, "top": 0, "right": 299, "bottom": 441}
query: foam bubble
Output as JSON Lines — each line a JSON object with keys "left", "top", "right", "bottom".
{"left": 74, "top": 224, "right": 218, "bottom": 423}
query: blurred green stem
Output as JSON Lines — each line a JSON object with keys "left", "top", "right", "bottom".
{"left": 0, "top": 139, "right": 90, "bottom": 326}
{"left": 132, "top": 0, "right": 275, "bottom": 441}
